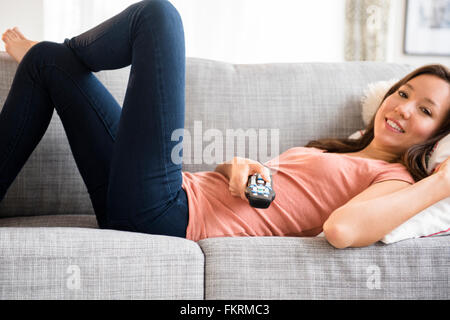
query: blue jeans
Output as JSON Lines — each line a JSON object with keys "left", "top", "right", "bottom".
{"left": 0, "top": 0, "right": 189, "bottom": 237}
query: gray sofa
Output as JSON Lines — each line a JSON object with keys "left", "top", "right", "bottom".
{"left": 0, "top": 52, "right": 448, "bottom": 300}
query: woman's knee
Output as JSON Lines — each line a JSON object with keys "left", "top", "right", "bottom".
{"left": 136, "top": 0, "right": 183, "bottom": 30}
{"left": 21, "top": 41, "right": 73, "bottom": 68}
{"left": 138, "top": 0, "right": 178, "bottom": 15}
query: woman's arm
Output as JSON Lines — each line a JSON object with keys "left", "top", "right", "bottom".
{"left": 323, "top": 170, "right": 450, "bottom": 249}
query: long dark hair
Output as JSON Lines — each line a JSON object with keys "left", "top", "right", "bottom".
{"left": 305, "top": 64, "right": 450, "bottom": 182}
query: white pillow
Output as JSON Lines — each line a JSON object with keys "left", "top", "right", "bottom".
{"left": 360, "top": 78, "right": 398, "bottom": 126}
{"left": 348, "top": 80, "right": 450, "bottom": 244}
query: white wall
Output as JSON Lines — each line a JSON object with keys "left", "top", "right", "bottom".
{"left": 171, "top": 0, "right": 346, "bottom": 63}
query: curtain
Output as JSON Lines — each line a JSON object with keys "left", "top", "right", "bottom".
{"left": 344, "top": 0, "right": 391, "bottom": 61}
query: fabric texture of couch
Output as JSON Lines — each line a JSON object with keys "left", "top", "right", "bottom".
{"left": 0, "top": 52, "right": 448, "bottom": 299}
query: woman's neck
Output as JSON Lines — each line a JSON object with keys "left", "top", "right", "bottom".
{"left": 346, "top": 144, "right": 401, "bottom": 163}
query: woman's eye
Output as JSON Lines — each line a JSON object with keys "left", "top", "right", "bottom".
{"left": 421, "top": 107, "right": 432, "bottom": 116}
{"left": 398, "top": 90, "right": 408, "bottom": 98}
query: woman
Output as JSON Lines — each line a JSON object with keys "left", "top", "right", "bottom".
{"left": 1, "top": 0, "right": 449, "bottom": 248}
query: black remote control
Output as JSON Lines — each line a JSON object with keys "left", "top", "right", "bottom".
{"left": 245, "top": 173, "right": 275, "bottom": 209}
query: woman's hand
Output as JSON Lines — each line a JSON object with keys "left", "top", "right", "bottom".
{"left": 228, "top": 157, "right": 271, "bottom": 201}
{"left": 433, "top": 156, "right": 450, "bottom": 196}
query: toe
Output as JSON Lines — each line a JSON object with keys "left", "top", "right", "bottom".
{"left": 4, "top": 29, "right": 13, "bottom": 38}
{"left": 2, "top": 32, "right": 11, "bottom": 43}
{"left": 9, "top": 29, "right": 19, "bottom": 40}
{"left": 13, "top": 27, "right": 26, "bottom": 39}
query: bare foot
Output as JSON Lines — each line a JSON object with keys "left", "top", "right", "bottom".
{"left": 1, "top": 27, "right": 39, "bottom": 63}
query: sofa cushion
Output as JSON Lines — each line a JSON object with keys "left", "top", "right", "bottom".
{"left": 198, "top": 236, "right": 448, "bottom": 299}
{"left": 0, "top": 227, "right": 204, "bottom": 299}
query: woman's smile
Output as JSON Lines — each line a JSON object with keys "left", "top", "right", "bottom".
{"left": 385, "top": 118, "right": 405, "bottom": 133}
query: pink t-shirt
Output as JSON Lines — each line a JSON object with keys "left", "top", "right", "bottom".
{"left": 181, "top": 147, "right": 415, "bottom": 242}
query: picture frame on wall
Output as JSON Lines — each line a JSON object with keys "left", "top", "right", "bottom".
{"left": 403, "top": 0, "right": 450, "bottom": 56}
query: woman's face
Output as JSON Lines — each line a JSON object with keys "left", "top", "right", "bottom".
{"left": 373, "top": 74, "right": 450, "bottom": 156}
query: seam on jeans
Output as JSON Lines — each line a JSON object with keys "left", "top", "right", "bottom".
{"left": 147, "top": 15, "right": 174, "bottom": 199}
{"left": 43, "top": 64, "right": 118, "bottom": 143}
{"left": 0, "top": 82, "right": 33, "bottom": 173}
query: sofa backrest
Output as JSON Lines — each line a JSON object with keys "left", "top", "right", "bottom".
{"left": 0, "top": 53, "right": 413, "bottom": 217}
